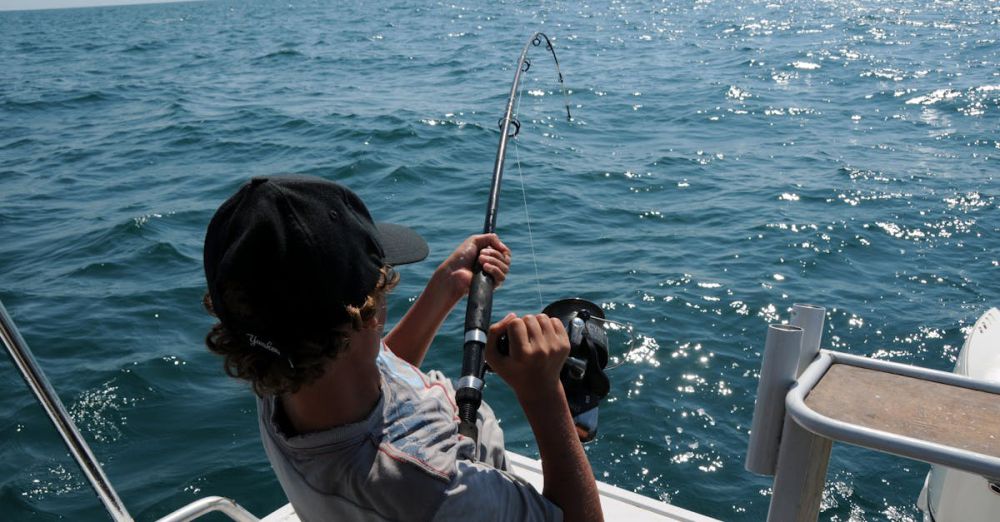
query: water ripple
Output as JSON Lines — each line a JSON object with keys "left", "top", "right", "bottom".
{"left": 2, "top": 0, "right": 998, "bottom": 520}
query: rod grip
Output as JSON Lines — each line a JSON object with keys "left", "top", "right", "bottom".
{"left": 460, "top": 340, "right": 485, "bottom": 383}
{"left": 457, "top": 267, "right": 493, "bottom": 444}
{"left": 464, "top": 268, "right": 495, "bottom": 334}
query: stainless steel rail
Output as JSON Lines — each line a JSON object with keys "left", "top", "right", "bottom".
{"left": 0, "top": 299, "right": 133, "bottom": 522}
{"left": 787, "top": 350, "right": 1000, "bottom": 480}
{"left": 746, "top": 303, "right": 1000, "bottom": 521}
{"left": 1, "top": 298, "right": 268, "bottom": 522}
{"left": 155, "top": 496, "right": 260, "bottom": 522}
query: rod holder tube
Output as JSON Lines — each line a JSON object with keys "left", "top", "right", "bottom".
{"left": 0, "top": 300, "right": 133, "bottom": 522}
{"left": 790, "top": 304, "right": 826, "bottom": 377}
{"left": 767, "top": 417, "right": 832, "bottom": 522}
{"left": 746, "top": 324, "right": 803, "bottom": 476}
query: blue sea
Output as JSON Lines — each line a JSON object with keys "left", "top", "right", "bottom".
{"left": 1, "top": 0, "right": 997, "bottom": 520}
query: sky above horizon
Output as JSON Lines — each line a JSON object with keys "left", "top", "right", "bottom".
{"left": 0, "top": 0, "right": 194, "bottom": 11}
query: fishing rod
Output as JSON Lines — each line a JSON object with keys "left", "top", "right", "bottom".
{"left": 455, "top": 32, "right": 571, "bottom": 440}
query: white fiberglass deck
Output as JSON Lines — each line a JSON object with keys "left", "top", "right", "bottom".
{"left": 261, "top": 451, "right": 719, "bottom": 522}
{"left": 504, "top": 452, "right": 719, "bottom": 522}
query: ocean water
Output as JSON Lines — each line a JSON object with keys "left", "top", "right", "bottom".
{"left": 1, "top": 0, "right": 998, "bottom": 520}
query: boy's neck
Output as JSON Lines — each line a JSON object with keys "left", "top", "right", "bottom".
{"left": 279, "top": 329, "right": 382, "bottom": 434}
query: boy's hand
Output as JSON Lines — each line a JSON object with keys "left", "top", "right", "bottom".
{"left": 485, "top": 313, "right": 570, "bottom": 403}
{"left": 488, "top": 315, "right": 604, "bottom": 522}
{"left": 437, "top": 233, "right": 511, "bottom": 301}
{"left": 387, "top": 234, "right": 509, "bottom": 368}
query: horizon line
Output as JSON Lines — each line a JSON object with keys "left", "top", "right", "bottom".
{"left": 0, "top": 0, "right": 203, "bottom": 13}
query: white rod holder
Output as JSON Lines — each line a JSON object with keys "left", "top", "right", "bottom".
{"left": 790, "top": 303, "right": 825, "bottom": 377}
{"left": 746, "top": 324, "right": 803, "bottom": 476}
{"left": 768, "top": 417, "right": 832, "bottom": 521}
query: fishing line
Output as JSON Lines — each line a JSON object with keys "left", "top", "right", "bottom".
{"left": 511, "top": 71, "right": 545, "bottom": 310}
{"left": 509, "top": 35, "right": 573, "bottom": 311}
{"left": 488, "top": 35, "right": 647, "bottom": 372}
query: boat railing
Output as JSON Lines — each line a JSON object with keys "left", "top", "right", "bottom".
{"left": 0, "top": 300, "right": 135, "bottom": 521}
{"left": 0, "top": 298, "right": 262, "bottom": 522}
{"left": 154, "top": 496, "right": 260, "bottom": 522}
{"left": 746, "top": 303, "right": 1000, "bottom": 521}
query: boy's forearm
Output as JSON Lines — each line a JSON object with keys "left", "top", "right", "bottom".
{"left": 519, "top": 388, "right": 604, "bottom": 522}
{"left": 384, "top": 268, "right": 459, "bottom": 366}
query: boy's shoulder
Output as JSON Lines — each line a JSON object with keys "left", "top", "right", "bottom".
{"left": 377, "top": 343, "right": 477, "bottom": 476}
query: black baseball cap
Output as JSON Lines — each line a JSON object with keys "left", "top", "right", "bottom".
{"left": 204, "top": 175, "right": 428, "bottom": 347}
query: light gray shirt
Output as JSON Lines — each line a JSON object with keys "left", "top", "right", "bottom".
{"left": 258, "top": 342, "right": 562, "bottom": 522}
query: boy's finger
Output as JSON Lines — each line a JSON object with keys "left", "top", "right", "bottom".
{"left": 483, "top": 266, "right": 505, "bottom": 288}
{"left": 521, "top": 314, "right": 544, "bottom": 349}
{"left": 479, "top": 259, "right": 510, "bottom": 275}
{"left": 488, "top": 312, "right": 517, "bottom": 340}
{"left": 535, "top": 313, "right": 554, "bottom": 337}
{"left": 471, "top": 233, "right": 512, "bottom": 257}
{"left": 490, "top": 236, "right": 512, "bottom": 256}
{"left": 505, "top": 317, "right": 530, "bottom": 358}
{"left": 486, "top": 313, "right": 517, "bottom": 368}
{"left": 469, "top": 233, "right": 498, "bottom": 250}
{"left": 478, "top": 251, "right": 510, "bottom": 273}
{"left": 550, "top": 317, "right": 569, "bottom": 342}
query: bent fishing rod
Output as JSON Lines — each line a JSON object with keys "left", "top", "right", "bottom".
{"left": 456, "top": 32, "right": 571, "bottom": 440}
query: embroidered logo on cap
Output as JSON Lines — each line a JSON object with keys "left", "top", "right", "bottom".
{"left": 247, "top": 333, "right": 281, "bottom": 356}
{"left": 246, "top": 333, "right": 295, "bottom": 368}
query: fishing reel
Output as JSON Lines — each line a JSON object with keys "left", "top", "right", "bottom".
{"left": 494, "top": 298, "right": 611, "bottom": 442}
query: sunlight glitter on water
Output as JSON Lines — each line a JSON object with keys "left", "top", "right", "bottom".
{"left": 2, "top": 0, "right": 998, "bottom": 520}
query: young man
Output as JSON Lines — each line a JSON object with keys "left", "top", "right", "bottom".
{"left": 203, "top": 175, "right": 602, "bottom": 521}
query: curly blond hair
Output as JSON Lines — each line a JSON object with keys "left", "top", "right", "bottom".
{"left": 204, "top": 266, "right": 399, "bottom": 396}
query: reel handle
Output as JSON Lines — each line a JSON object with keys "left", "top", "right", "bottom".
{"left": 494, "top": 334, "right": 587, "bottom": 380}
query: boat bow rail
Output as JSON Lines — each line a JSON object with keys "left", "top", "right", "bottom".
{"left": 0, "top": 300, "right": 134, "bottom": 521}
{"left": 747, "top": 303, "right": 1000, "bottom": 521}
{"left": 1, "top": 298, "right": 267, "bottom": 522}
{"left": 155, "top": 497, "right": 261, "bottom": 522}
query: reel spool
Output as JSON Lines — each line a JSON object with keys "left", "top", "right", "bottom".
{"left": 496, "top": 298, "right": 611, "bottom": 442}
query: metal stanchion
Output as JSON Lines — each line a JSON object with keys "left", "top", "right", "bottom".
{"left": 0, "top": 300, "right": 133, "bottom": 522}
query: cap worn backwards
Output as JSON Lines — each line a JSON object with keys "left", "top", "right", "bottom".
{"left": 203, "top": 175, "right": 428, "bottom": 351}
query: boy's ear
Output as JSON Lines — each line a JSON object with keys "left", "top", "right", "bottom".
{"left": 369, "top": 295, "right": 389, "bottom": 331}
{"left": 360, "top": 308, "right": 385, "bottom": 334}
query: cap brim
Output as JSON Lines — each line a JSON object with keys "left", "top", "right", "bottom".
{"left": 375, "top": 223, "right": 429, "bottom": 265}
